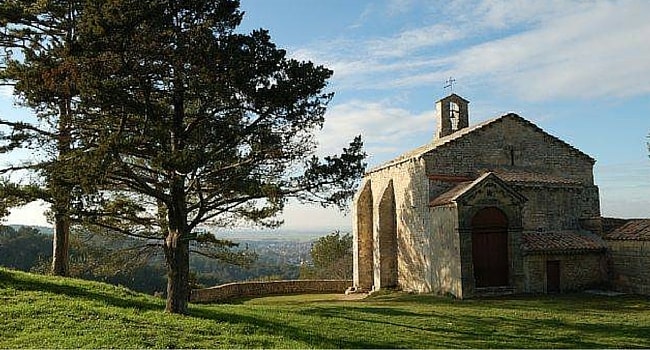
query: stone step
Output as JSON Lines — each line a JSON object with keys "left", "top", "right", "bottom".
{"left": 474, "top": 286, "right": 516, "bottom": 297}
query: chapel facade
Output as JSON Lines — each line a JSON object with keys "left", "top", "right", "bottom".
{"left": 351, "top": 93, "right": 650, "bottom": 298}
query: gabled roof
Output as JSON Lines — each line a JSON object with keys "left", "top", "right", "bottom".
{"left": 522, "top": 231, "right": 607, "bottom": 255}
{"left": 604, "top": 219, "right": 650, "bottom": 241}
{"left": 429, "top": 172, "right": 526, "bottom": 207}
{"left": 367, "top": 113, "right": 595, "bottom": 174}
{"left": 428, "top": 180, "right": 473, "bottom": 207}
{"left": 441, "top": 93, "right": 470, "bottom": 103}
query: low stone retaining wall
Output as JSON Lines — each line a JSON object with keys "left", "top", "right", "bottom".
{"left": 191, "top": 279, "right": 352, "bottom": 303}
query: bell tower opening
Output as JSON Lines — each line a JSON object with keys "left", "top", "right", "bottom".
{"left": 449, "top": 101, "right": 460, "bottom": 131}
{"left": 435, "top": 94, "right": 469, "bottom": 139}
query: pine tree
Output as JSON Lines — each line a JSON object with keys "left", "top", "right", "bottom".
{"left": 0, "top": 0, "right": 88, "bottom": 276}
{"left": 72, "top": 0, "right": 366, "bottom": 314}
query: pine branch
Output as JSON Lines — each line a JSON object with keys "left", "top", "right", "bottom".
{"left": 0, "top": 119, "right": 56, "bottom": 138}
{"left": 81, "top": 219, "right": 163, "bottom": 241}
{"left": 0, "top": 163, "right": 45, "bottom": 174}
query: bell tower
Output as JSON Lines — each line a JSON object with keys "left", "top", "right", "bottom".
{"left": 435, "top": 93, "right": 469, "bottom": 139}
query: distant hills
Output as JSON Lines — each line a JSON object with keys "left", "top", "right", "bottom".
{"left": 5, "top": 224, "right": 334, "bottom": 242}
{"left": 213, "top": 229, "right": 335, "bottom": 242}
{"left": 8, "top": 225, "right": 53, "bottom": 235}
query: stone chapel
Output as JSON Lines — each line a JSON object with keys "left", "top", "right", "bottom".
{"left": 352, "top": 93, "right": 650, "bottom": 297}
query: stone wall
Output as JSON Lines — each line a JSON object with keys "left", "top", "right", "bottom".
{"left": 523, "top": 253, "right": 607, "bottom": 293}
{"left": 515, "top": 185, "right": 600, "bottom": 232}
{"left": 424, "top": 116, "right": 595, "bottom": 184}
{"left": 190, "top": 280, "right": 352, "bottom": 303}
{"left": 425, "top": 204, "right": 461, "bottom": 296}
{"left": 607, "top": 240, "right": 650, "bottom": 295}
{"left": 424, "top": 116, "right": 600, "bottom": 233}
{"left": 355, "top": 157, "right": 432, "bottom": 292}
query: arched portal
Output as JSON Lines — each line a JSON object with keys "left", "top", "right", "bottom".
{"left": 354, "top": 182, "right": 374, "bottom": 290}
{"left": 375, "top": 181, "right": 397, "bottom": 289}
{"left": 471, "top": 207, "right": 509, "bottom": 288}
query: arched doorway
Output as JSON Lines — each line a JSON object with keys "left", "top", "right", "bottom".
{"left": 471, "top": 207, "right": 509, "bottom": 288}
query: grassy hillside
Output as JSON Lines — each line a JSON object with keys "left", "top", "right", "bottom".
{"left": 1, "top": 267, "right": 649, "bottom": 348}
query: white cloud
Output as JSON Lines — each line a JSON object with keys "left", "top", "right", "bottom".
{"left": 280, "top": 202, "right": 352, "bottom": 231}
{"left": 284, "top": 100, "right": 438, "bottom": 232}
{"left": 448, "top": 1, "right": 650, "bottom": 100}
{"left": 3, "top": 200, "right": 50, "bottom": 227}
{"left": 349, "top": 4, "right": 377, "bottom": 29}
{"left": 386, "top": 0, "right": 418, "bottom": 16}
{"left": 468, "top": 0, "right": 586, "bottom": 29}
{"left": 316, "top": 100, "right": 434, "bottom": 166}
{"left": 366, "top": 24, "right": 464, "bottom": 58}
{"left": 292, "top": 0, "right": 650, "bottom": 101}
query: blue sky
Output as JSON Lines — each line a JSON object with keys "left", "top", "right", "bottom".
{"left": 3, "top": 0, "right": 650, "bottom": 233}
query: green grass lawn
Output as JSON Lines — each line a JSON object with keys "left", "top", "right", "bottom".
{"left": 1, "top": 267, "right": 649, "bottom": 348}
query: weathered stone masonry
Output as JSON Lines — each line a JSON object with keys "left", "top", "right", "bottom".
{"left": 604, "top": 220, "right": 650, "bottom": 295}
{"left": 354, "top": 93, "right": 647, "bottom": 298}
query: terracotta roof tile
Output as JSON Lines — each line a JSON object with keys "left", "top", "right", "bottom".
{"left": 429, "top": 172, "right": 527, "bottom": 207}
{"left": 491, "top": 169, "right": 582, "bottom": 186}
{"left": 429, "top": 181, "right": 473, "bottom": 207}
{"left": 521, "top": 231, "right": 607, "bottom": 254}
{"left": 604, "top": 219, "right": 650, "bottom": 241}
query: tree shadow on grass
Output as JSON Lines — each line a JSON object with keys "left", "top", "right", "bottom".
{"left": 465, "top": 293, "right": 650, "bottom": 318}
{"left": 1, "top": 269, "right": 162, "bottom": 312}
{"left": 190, "top": 303, "right": 507, "bottom": 348}
{"left": 533, "top": 318, "right": 650, "bottom": 348}
{"left": 186, "top": 291, "right": 650, "bottom": 348}
{"left": 213, "top": 293, "right": 356, "bottom": 306}
{"left": 189, "top": 306, "right": 393, "bottom": 349}
{"left": 367, "top": 291, "right": 650, "bottom": 314}
{"left": 292, "top": 301, "right": 650, "bottom": 349}
{"left": 302, "top": 305, "right": 425, "bottom": 318}
{"left": 295, "top": 305, "right": 509, "bottom": 348}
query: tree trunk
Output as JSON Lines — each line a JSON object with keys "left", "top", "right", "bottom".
{"left": 163, "top": 228, "right": 190, "bottom": 314}
{"left": 51, "top": 213, "right": 70, "bottom": 276}
{"left": 164, "top": 62, "right": 190, "bottom": 314}
{"left": 163, "top": 180, "right": 190, "bottom": 314}
{"left": 51, "top": 99, "right": 72, "bottom": 277}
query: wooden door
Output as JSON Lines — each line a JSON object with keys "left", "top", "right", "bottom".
{"left": 546, "top": 260, "right": 560, "bottom": 293}
{"left": 472, "top": 207, "right": 509, "bottom": 288}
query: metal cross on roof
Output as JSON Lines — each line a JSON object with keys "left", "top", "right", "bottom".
{"left": 444, "top": 76, "right": 456, "bottom": 92}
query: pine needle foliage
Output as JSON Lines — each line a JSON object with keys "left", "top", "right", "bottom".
{"left": 0, "top": 0, "right": 95, "bottom": 276}
{"left": 69, "top": 0, "right": 366, "bottom": 313}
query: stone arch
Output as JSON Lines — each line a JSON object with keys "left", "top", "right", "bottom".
{"left": 354, "top": 181, "right": 374, "bottom": 290}
{"left": 375, "top": 181, "right": 398, "bottom": 289}
{"left": 471, "top": 207, "right": 509, "bottom": 288}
